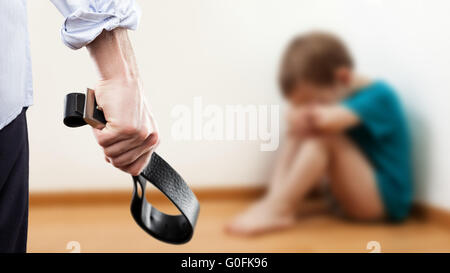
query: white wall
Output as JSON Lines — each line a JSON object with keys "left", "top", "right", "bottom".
{"left": 28, "top": 0, "right": 450, "bottom": 210}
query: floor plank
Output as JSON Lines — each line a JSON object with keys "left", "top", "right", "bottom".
{"left": 28, "top": 198, "right": 450, "bottom": 253}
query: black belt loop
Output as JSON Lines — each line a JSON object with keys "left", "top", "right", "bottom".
{"left": 63, "top": 90, "right": 200, "bottom": 244}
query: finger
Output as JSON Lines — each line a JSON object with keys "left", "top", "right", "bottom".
{"left": 109, "top": 133, "right": 158, "bottom": 168}
{"left": 93, "top": 125, "right": 133, "bottom": 148}
{"left": 120, "top": 151, "right": 153, "bottom": 176}
{"left": 103, "top": 135, "right": 146, "bottom": 158}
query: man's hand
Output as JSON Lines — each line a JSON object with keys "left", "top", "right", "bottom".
{"left": 87, "top": 28, "right": 159, "bottom": 176}
{"left": 92, "top": 78, "right": 159, "bottom": 175}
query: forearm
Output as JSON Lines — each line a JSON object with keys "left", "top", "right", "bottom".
{"left": 312, "top": 105, "right": 360, "bottom": 133}
{"left": 87, "top": 28, "right": 140, "bottom": 81}
{"left": 51, "top": 2, "right": 153, "bottom": 176}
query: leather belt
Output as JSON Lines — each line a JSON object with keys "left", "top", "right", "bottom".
{"left": 63, "top": 89, "right": 200, "bottom": 244}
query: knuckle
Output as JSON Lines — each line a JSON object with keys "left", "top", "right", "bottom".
{"left": 147, "top": 132, "right": 159, "bottom": 148}
{"left": 103, "top": 148, "right": 114, "bottom": 158}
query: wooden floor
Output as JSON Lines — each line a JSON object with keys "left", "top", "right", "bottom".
{"left": 28, "top": 195, "right": 450, "bottom": 253}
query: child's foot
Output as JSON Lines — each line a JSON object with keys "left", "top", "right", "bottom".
{"left": 225, "top": 198, "right": 296, "bottom": 236}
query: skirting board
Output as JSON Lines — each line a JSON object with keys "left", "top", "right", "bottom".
{"left": 29, "top": 186, "right": 266, "bottom": 206}
{"left": 29, "top": 187, "right": 450, "bottom": 228}
{"left": 412, "top": 202, "right": 450, "bottom": 229}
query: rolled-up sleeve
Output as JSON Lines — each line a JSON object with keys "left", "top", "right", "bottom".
{"left": 50, "top": 0, "right": 141, "bottom": 49}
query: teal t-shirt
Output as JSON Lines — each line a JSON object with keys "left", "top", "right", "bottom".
{"left": 342, "top": 81, "right": 413, "bottom": 221}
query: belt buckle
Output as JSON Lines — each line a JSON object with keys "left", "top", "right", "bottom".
{"left": 83, "top": 88, "right": 106, "bottom": 129}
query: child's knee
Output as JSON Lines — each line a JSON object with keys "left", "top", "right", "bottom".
{"left": 303, "top": 134, "right": 342, "bottom": 147}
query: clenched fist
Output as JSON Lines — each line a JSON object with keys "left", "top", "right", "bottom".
{"left": 93, "top": 78, "right": 159, "bottom": 176}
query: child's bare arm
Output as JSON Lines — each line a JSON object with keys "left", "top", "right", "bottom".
{"left": 287, "top": 107, "right": 315, "bottom": 136}
{"left": 309, "top": 105, "right": 360, "bottom": 133}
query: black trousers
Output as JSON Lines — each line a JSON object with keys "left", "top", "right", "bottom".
{"left": 0, "top": 108, "right": 29, "bottom": 253}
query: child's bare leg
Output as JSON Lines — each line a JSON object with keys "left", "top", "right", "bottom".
{"left": 327, "top": 136, "right": 384, "bottom": 220}
{"left": 269, "top": 135, "right": 384, "bottom": 221}
{"left": 267, "top": 135, "right": 303, "bottom": 191}
{"left": 226, "top": 134, "right": 384, "bottom": 235}
{"left": 226, "top": 136, "right": 329, "bottom": 235}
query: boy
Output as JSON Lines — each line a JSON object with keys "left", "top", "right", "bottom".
{"left": 226, "top": 32, "right": 413, "bottom": 235}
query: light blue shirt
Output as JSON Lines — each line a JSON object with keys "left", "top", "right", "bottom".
{"left": 0, "top": 0, "right": 140, "bottom": 129}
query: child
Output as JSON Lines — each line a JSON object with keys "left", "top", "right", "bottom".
{"left": 226, "top": 32, "right": 413, "bottom": 235}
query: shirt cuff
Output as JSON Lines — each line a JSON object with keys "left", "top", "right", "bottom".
{"left": 56, "top": 1, "right": 141, "bottom": 50}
